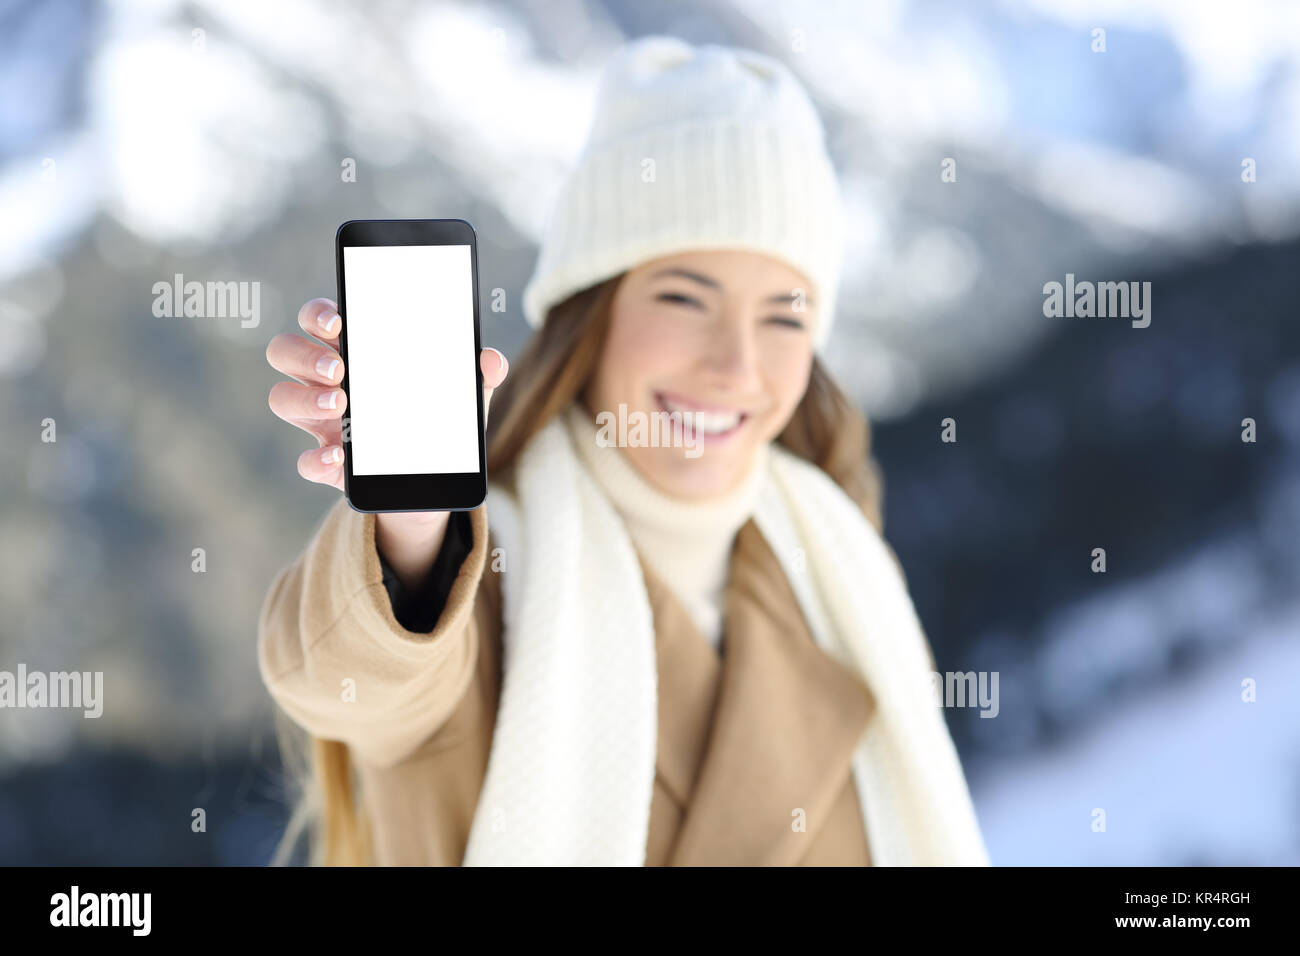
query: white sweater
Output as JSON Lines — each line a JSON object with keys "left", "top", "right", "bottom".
{"left": 561, "top": 401, "right": 769, "bottom": 651}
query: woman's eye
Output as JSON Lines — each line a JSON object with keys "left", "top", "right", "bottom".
{"left": 656, "top": 292, "right": 705, "bottom": 309}
{"left": 766, "top": 316, "right": 805, "bottom": 329}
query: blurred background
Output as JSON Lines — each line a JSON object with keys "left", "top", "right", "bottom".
{"left": 1, "top": 0, "right": 1297, "bottom": 865}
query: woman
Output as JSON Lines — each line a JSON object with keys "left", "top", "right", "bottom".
{"left": 259, "top": 36, "right": 990, "bottom": 866}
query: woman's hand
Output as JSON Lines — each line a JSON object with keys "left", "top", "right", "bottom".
{"left": 266, "top": 297, "right": 508, "bottom": 585}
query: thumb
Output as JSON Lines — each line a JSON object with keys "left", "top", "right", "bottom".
{"left": 480, "top": 346, "right": 509, "bottom": 425}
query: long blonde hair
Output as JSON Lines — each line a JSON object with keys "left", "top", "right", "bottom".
{"left": 271, "top": 272, "right": 886, "bottom": 866}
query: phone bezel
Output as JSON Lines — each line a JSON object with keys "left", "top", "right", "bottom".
{"left": 334, "top": 218, "right": 488, "bottom": 514}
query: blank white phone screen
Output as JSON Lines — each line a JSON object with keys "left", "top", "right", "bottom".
{"left": 343, "top": 244, "right": 479, "bottom": 476}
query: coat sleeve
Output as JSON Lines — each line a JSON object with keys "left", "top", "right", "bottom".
{"left": 257, "top": 497, "right": 491, "bottom": 768}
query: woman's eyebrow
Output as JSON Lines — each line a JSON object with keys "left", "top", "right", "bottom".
{"left": 650, "top": 268, "right": 720, "bottom": 291}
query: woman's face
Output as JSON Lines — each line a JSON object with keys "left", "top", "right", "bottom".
{"left": 581, "top": 249, "right": 819, "bottom": 500}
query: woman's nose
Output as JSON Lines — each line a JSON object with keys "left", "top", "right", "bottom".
{"left": 701, "top": 313, "right": 758, "bottom": 380}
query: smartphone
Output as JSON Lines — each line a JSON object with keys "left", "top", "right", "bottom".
{"left": 334, "top": 219, "right": 487, "bottom": 513}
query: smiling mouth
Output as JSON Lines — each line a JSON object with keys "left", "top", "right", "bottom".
{"left": 654, "top": 390, "right": 749, "bottom": 441}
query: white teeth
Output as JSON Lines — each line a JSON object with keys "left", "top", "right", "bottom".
{"left": 660, "top": 396, "right": 742, "bottom": 434}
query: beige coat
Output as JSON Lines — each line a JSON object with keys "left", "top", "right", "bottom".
{"left": 259, "top": 484, "right": 935, "bottom": 865}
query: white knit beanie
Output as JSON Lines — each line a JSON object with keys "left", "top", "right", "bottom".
{"left": 521, "top": 35, "right": 846, "bottom": 352}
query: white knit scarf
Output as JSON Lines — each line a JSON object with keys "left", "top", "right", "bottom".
{"left": 461, "top": 408, "right": 991, "bottom": 866}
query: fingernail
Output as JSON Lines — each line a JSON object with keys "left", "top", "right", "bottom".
{"left": 318, "top": 311, "right": 340, "bottom": 333}
{"left": 485, "top": 346, "right": 504, "bottom": 370}
{"left": 316, "top": 355, "right": 340, "bottom": 379}
{"left": 321, "top": 446, "right": 341, "bottom": 465}
{"left": 317, "top": 389, "right": 340, "bottom": 409}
